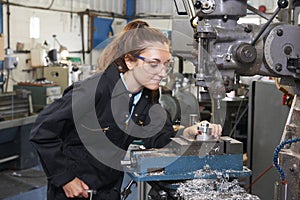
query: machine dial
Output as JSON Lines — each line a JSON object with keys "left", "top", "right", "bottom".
{"left": 197, "top": 0, "right": 216, "bottom": 14}
{"left": 264, "top": 27, "right": 276, "bottom": 72}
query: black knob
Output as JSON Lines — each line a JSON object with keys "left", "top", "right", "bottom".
{"left": 244, "top": 24, "right": 253, "bottom": 33}
{"left": 277, "top": 0, "right": 289, "bottom": 9}
{"left": 194, "top": 1, "right": 202, "bottom": 9}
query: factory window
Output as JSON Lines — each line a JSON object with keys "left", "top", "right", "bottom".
{"left": 30, "top": 16, "right": 40, "bottom": 39}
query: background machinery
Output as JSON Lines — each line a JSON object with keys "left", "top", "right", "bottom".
{"left": 175, "top": 0, "right": 300, "bottom": 199}
{"left": 124, "top": 0, "right": 300, "bottom": 199}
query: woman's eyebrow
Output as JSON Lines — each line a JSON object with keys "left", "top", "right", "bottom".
{"left": 149, "top": 58, "right": 171, "bottom": 63}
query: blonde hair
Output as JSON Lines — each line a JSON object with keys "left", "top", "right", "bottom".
{"left": 96, "top": 20, "right": 169, "bottom": 72}
{"left": 97, "top": 20, "right": 150, "bottom": 72}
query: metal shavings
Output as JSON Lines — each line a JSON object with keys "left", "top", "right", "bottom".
{"left": 148, "top": 170, "right": 165, "bottom": 176}
{"left": 176, "top": 178, "right": 261, "bottom": 200}
{"left": 193, "top": 167, "right": 219, "bottom": 178}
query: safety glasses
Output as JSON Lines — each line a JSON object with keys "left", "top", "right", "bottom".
{"left": 132, "top": 54, "right": 174, "bottom": 75}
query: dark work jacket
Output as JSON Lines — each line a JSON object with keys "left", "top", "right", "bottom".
{"left": 30, "top": 64, "right": 175, "bottom": 199}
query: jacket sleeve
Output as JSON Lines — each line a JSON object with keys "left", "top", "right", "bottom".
{"left": 142, "top": 115, "right": 176, "bottom": 148}
{"left": 30, "top": 86, "right": 78, "bottom": 187}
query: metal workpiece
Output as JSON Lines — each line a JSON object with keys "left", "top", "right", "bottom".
{"left": 173, "top": 135, "right": 240, "bottom": 155}
{"left": 196, "top": 122, "right": 214, "bottom": 141}
{"left": 170, "top": 136, "right": 224, "bottom": 156}
{"left": 170, "top": 136, "right": 243, "bottom": 156}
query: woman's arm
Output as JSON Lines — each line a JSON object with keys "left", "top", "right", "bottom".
{"left": 30, "top": 89, "right": 77, "bottom": 187}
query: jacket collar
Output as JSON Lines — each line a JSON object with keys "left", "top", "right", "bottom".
{"left": 103, "top": 63, "right": 158, "bottom": 103}
{"left": 103, "top": 63, "right": 122, "bottom": 87}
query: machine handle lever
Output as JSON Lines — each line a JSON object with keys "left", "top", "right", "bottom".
{"left": 251, "top": 0, "right": 289, "bottom": 46}
{"left": 247, "top": 4, "right": 270, "bottom": 20}
{"left": 121, "top": 179, "right": 137, "bottom": 200}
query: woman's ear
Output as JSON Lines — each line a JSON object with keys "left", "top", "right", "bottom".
{"left": 124, "top": 54, "right": 135, "bottom": 70}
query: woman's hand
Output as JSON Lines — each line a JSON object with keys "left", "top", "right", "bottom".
{"left": 63, "top": 177, "right": 89, "bottom": 198}
{"left": 183, "top": 120, "right": 222, "bottom": 139}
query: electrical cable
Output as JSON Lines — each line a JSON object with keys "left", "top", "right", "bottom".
{"left": 46, "top": 0, "right": 55, "bottom": 9}
{"left": 230, "top": 89, "right": 249, "bottom": 137}
{"left": 273, "top": 137, "right": 300, "bottom": 185}
{"left": 245, "top": 164, "right": 274, "bottom": 191}
{"left": 229, "top": 104, "right": 248, "bottom": 138}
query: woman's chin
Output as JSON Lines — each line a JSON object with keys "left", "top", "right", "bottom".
{"left": 145, "top": 84, "right": 159, "bottom": 91}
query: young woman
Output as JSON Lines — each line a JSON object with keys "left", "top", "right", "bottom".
{"left": 30, "top": 24, "right": 222, "bottom": 199}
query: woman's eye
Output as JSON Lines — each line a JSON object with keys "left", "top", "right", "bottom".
{"left": 149, "top": 61, "right": 159, "bottom": 68}
{"left": 150, "top": 64, "right": 159, "bottom": 68}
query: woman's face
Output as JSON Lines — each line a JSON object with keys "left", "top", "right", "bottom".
{"left": 127, "top": 43, "right": 171, "bottom": 91}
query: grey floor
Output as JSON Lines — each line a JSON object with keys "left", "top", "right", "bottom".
{"left": 2, "top": 186, "right": 47, "bottom": 200}
{"left": 0, "top": 165, "right": 47, "bottom": 200}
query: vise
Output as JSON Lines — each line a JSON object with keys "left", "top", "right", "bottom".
{"left": 124, "top": 135, "right": 251, "bottom": 182}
